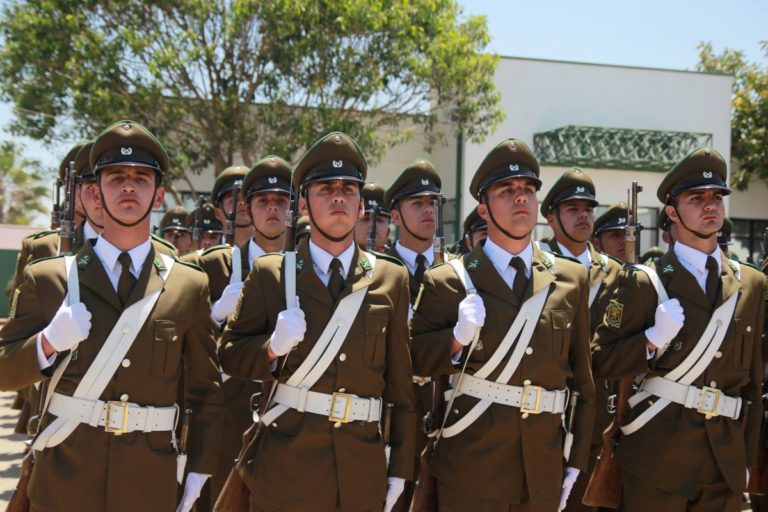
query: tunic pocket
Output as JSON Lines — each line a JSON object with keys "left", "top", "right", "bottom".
{"left": 550, "top": 310, "right": 571, "bottom": 362}
{"left": 151, "top": 320, "right": 181, "bottom": 376}
{"left": 364, "top": 308, "right": 389, "bottom": 369}
{"left": 732, "top": 318, "right": 754, "bottom": 370}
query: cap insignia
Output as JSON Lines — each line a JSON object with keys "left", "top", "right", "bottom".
{"left": 333, "top": 135, "right": 341, "bottom": 143}
{"left": 617, "top": 217, "right": 626, "bottom": 224}
{"left": 121, "top": 147, "right": 133, "bottom": 156}
{"left": 332, "top": 160, "right": 343, "bottom": 168}
{"left": 421, "top": 179, "right": 429, "bottom": 186}
{"left": 122, "top": 123, "right": 131, "bottom": 131}
{"left": 509, "top": 163, "right": 519, "bottom": 172}
{"left": 268, "top": 177, "right": 277, "bottom": 184}
{"left": 703, "top": 171, "right": 713, "bottom": 178}
{"left": 576, "top": 186, "right": 585, "bottom": 193}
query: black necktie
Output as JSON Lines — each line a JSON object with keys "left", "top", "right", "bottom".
{"left": 705, "top": 256, "right": 720, "bottom": 305}
{"left": 328, "top": 258, "right": 344, "bottom": 301}
{"left": 510, "top": 256, "right": 528, "bottom": 301}
{"left": 117, "top": 252, "right": 136, "bottom": 306}
{"left": 415, "top": 254, "right": 428, "bottom": 284}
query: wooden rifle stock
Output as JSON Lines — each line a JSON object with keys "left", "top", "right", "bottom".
{"left": 583, "top": 181, "right": 642, "bottom": 508}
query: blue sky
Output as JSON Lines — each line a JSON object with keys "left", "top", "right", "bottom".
{"left": 2, "top": 0, "right": 766, "bottom": 170}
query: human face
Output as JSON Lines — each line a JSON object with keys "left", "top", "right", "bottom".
{"left": 249, "top": 191, "right": 290, "bottom": 238}
{"left": 299, "top": 180, "right": 362, "bottom": 242}
{"left": 391, "top": 195, "right": 437, "bottom": 241}
{"left": 354, "top": 212, "right": 390, "bottom": 251}
{"left": 77, "top": 181, "right": 105, "bottom": 227}
{"left": 201, "top": 231, "right": 222, "bottom": 249}
{"left": 218, "top": 190, "right": 251, "bottom": 227}
{"left": 594, "top": 229, "right": 625, "bottom": 261}
{"left": 667, "top": 189, "right": 725, "bottom": 238}
{"left": 466, "top": 228, "right": 488, "bottom": 251}
{"left": 478, "top": 178, "right": 538, "bottom": 240}
{"left": 547, "top": 199, "right": 594, "bottom": 243}
{"left": 174, "top": 231, "right": 192, "bottom": 253}
{"left": 94, "top": 166, "right": 162, "bottom": 225}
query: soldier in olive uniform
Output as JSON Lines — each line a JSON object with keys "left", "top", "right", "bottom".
{"left": 185, "top": 203, "right": 224, "bottom": 253}
{"left": 717, "top": 218, "right": 734, "bottom": 256}
{"left": 194, "top": 155, "right": 292, "bottom": 510}
{"left": 462, "top": 206, "right": 488, "bottom": 254}
{"left": 212, "top": 165, "right": 255, "bottom": 248}
{"left": 410, "top": 138, "right": 595, "bottom": 512}
{"left": 157, "top": 205, "right": 191, "bottom": 254}
{"left": 592, "top": 147, "right": 765, "bottom": 512}
{"left": 592, "top": 203, "right": 629, "bottom": 262}
{"left": 219, "top": 132, "right": 416, "bottom": 512}
{"left": 540, "top": 168, "right": 623, "bottom": 512}
{"left": 355, "top": 182, "right": 391, "bottom": 252}
{"left": 0, "top": 120, "right": 224, "bottom": 512}
{"left": 296, "top": 215, "right": 311, "bottom": 245}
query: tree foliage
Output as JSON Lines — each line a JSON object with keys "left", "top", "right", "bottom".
{"left": 697, "top": 41, "right": 768, "bottom": 190}
{"left": 0, "top": 141, "right": 49, "bottom": 225}
{"left": 1, "top": 0, "right": 503, "bottom": 184}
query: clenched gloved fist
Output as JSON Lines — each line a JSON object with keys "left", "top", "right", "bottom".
{"left": 269, "top": 306, "right": 306, "bottom": 356}
{"left": 645, "top": 298, "right": 685, "bottom": 351}
{"left": 42, "top": 302, "right": 92, "bottom": 353}
{"left": 211, "top": 281, "right": 244, "bottom": 324}
{"left": 453, "top": 294, "right": 485, "bottom": 346}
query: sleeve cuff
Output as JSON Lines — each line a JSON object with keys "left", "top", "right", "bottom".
{"left": 36, "top": 333, "right": 57, "bottom": 369}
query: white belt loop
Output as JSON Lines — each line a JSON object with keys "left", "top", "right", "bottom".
{"left": 143, "top": 406, "right": 155, "bottom": 433}
{"left": 88, "top": 399, "right": 104, "bottom": 427}
{"left": 297, "top": 386, "right": 310, "bottom": 413}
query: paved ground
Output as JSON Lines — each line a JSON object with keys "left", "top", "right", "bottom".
{"left": 0, "top": 391, "right": 27, "bottom": 507}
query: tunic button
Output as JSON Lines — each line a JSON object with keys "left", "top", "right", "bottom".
{"left": 339, "top": 353, "right": 347, "bottom": 362}
{"left": 120, "top": 394, "right": 129, "bottom": 402}
{"left": 271, "top": 423, "right": 278, "bottom": 428}
{"left": 710, "top": 381, "right": 717, "bottom": 388}
{"left": 746, "top": 326, "right": 752, "bottom": 333}
{"left": 334, "top": 422, "right": 342, "bottom": 429}
{"left": 121, "top": 325, "right": 130, "bottom": 334}
{"left": 338, "top": 388, "right": 346, "bottom": 393}
{"left": 523, "top": 379, "right": 532, "bottom": 386}
{"left": 714, "top": 351, "right": 723, "bottom": 359}
{"left": 566, "top": 322, "right": 571, "bottom": 328}
{"left": 453, "top": 409, "right": 459, "bottom": 415}
{"left": 522, "top": 412, "right": 529, "bottom": 419}
{"left": 121, "top": 359, "right": 131, "bottom": 368}
{"left": 525, "top": 347, "right": 533, "bottom": 355}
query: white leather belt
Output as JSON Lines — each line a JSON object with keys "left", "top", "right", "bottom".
{"left": 272, "top": 383, "right": 382, "bottom": 423}
{"left": 48, "top": 393, "right": 177, "bottom": 435}
{"left": 413, "top": 376, "right": 432, "bottom": 386}
{"left": 637, "top": 377, "right": 741, "bottom": 419}
{"left": 447, "top": 374, "right": 567, "bottom": 415}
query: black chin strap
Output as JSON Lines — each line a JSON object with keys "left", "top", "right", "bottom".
{"left": 484, "top": 198, "right": 528, "bottom": 241}
{"left": 399, "top": 213, "right": 430, "bottom": 242}
{"left": 671, "top": 205, "right": 715, "bottom": 240}
{"left": 98, "top": 177, "right": 158, "bottom": 228}
{"left": 554, "top": 208, "right": 590, "bottom": 244}
{"left": 254, "top": 225, "right": 284, "bottom": 241}
{"left": 305, "top": 198, "right": 355, "bottom": 243}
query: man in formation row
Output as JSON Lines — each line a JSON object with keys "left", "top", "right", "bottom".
{"left": 3, "top": 123, "right": 765, "bottom": 512}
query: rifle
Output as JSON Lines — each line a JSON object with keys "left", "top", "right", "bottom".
{"left": 191, "top": 195, "right": 206, "bottom": 251}
{"left": 366, "top": 203, "right": 379, "bottom": 251}
{"left": 583, "top": 181, "right": 642, "bottom": 508}
{"left": 224, "top": 180, "right": 242, "bottom": 247}
{"left": 58, "top": 163, "right": 78, "bottom": 254}
{"left": 432, "top": 194, "right": 446, "bottom": 265}
{"left": 50, "top": 178, "right": 62, "bottom": 230}
{"left": 214, "top": 186, "right": 299, "bottom": 512}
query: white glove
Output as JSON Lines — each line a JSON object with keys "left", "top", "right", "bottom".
{"left": 452, "top": 294, "right": 485, "bottom": 346}
{"left": 645, "top": 298, "right": 685, "bottom": 351}
{"left": 211, "top": 281, "right": 244, "bottom": 324}
{"left": 383, "top": 476, "right": 405, "bottom": 512}
{"left": 176, "top": 472, "right": 209, "bottom": 512}
{"left": 559, "top": 467, "right": 580, "bottom": 511}
{"left": 42, "top": 302, "right": 91, "bottom": 353}
{"left": 269, "top": 306, "right": 306, "bottom": 356}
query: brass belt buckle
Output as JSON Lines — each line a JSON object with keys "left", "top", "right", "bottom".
{"left": 520, "top": 385, "right": 543, "bottom": 415}
{"left": 329, "top": 392, "right": 353, "bottom": 423}
{"left": 104, "top": 401, "right": 130, "bottom": 435}
{"left": 696, "top": 386, "right": 721, "bottom": 419}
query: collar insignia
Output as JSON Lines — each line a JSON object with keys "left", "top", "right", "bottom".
{"left": 77, "top": 255, "right": 92, "bottom": 269}
{"left": 154, "top": 258, "right": 167, "bottom": 271}
{"left": 296, "top": 259, "right": 306, "bottom": 271}
{"left": 466, "top": 259, "right": 480, "bottom": 271}
{"left": 662, "top": 264, "right": 674, "bottom": 274}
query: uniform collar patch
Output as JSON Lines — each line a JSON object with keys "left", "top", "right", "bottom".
{"left": 540, "top": 253, "right": 553, "bottom": 269}
{"left": 662, "top": 264, "right": 674, "bottom": 274}
{"left": 466, "top": 258, "right": 480, "bottom": 271}
{"left": 360, "top": 258, "right": 373, "bottom": 272}
{"left": 296, "top": 259, "right": 306, "bottom": 271}
{"left": 153, "top": 258, "right": 167, "bottom": 271}
{"left": 77, "top": 254, "right": 92, "bottom": 269}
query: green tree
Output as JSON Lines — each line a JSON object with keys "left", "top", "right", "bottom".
{"left": 0, "top": 141, "right": 49, "bottom": 225}
{"left": 0, "top": 0, "right": 503, "bottom": 185}
{"left": 696, "top": 41, "right": 768, "bottom": 190}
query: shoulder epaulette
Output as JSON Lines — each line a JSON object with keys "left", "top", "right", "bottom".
{"left": 603, "top": 253, "right": 623, "bottom": 266}
{"left": 170, "top": 252, "right": 204, "bottom": 272}
{"left": 730, "top": 255, "right": 761, "bottom": 271}
{"left": 201, "top": 244, "right": 230, "bottom": 257}
{"left": 28, "top": 229, "right": 58, "bottom": 240}
{"left": 28, "top": 253, "right": 65, "bottom": 266}
{"left": 258, "top": 251, "right": 282, "bottom": 258}
{"left": 369, "top": 251, "right": 405, "bottom": 267}
{"left": 150, "top": 233, "right": 176, "bottom": 251}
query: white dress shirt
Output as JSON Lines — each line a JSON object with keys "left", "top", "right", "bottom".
{"left": 309, "top": 239, "right": 355, "bottom": 286}
{"left": 556, "top": 241, "right": 592, "bottom": 271}
{"left": 248, "top": 239, "right": 267, "bottom": 271}
{"left": 482, "top": 237, "right": 532, "bottom": 290}
{"left": 673, "top": 242, "right": 721, "bottom": 293}
{"left": 395, "top": 240, "right": 433, "bottom": 277}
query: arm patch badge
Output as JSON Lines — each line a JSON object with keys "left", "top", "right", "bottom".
{"left": 605, "top": 299, "right": 624, "bottom": 329}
